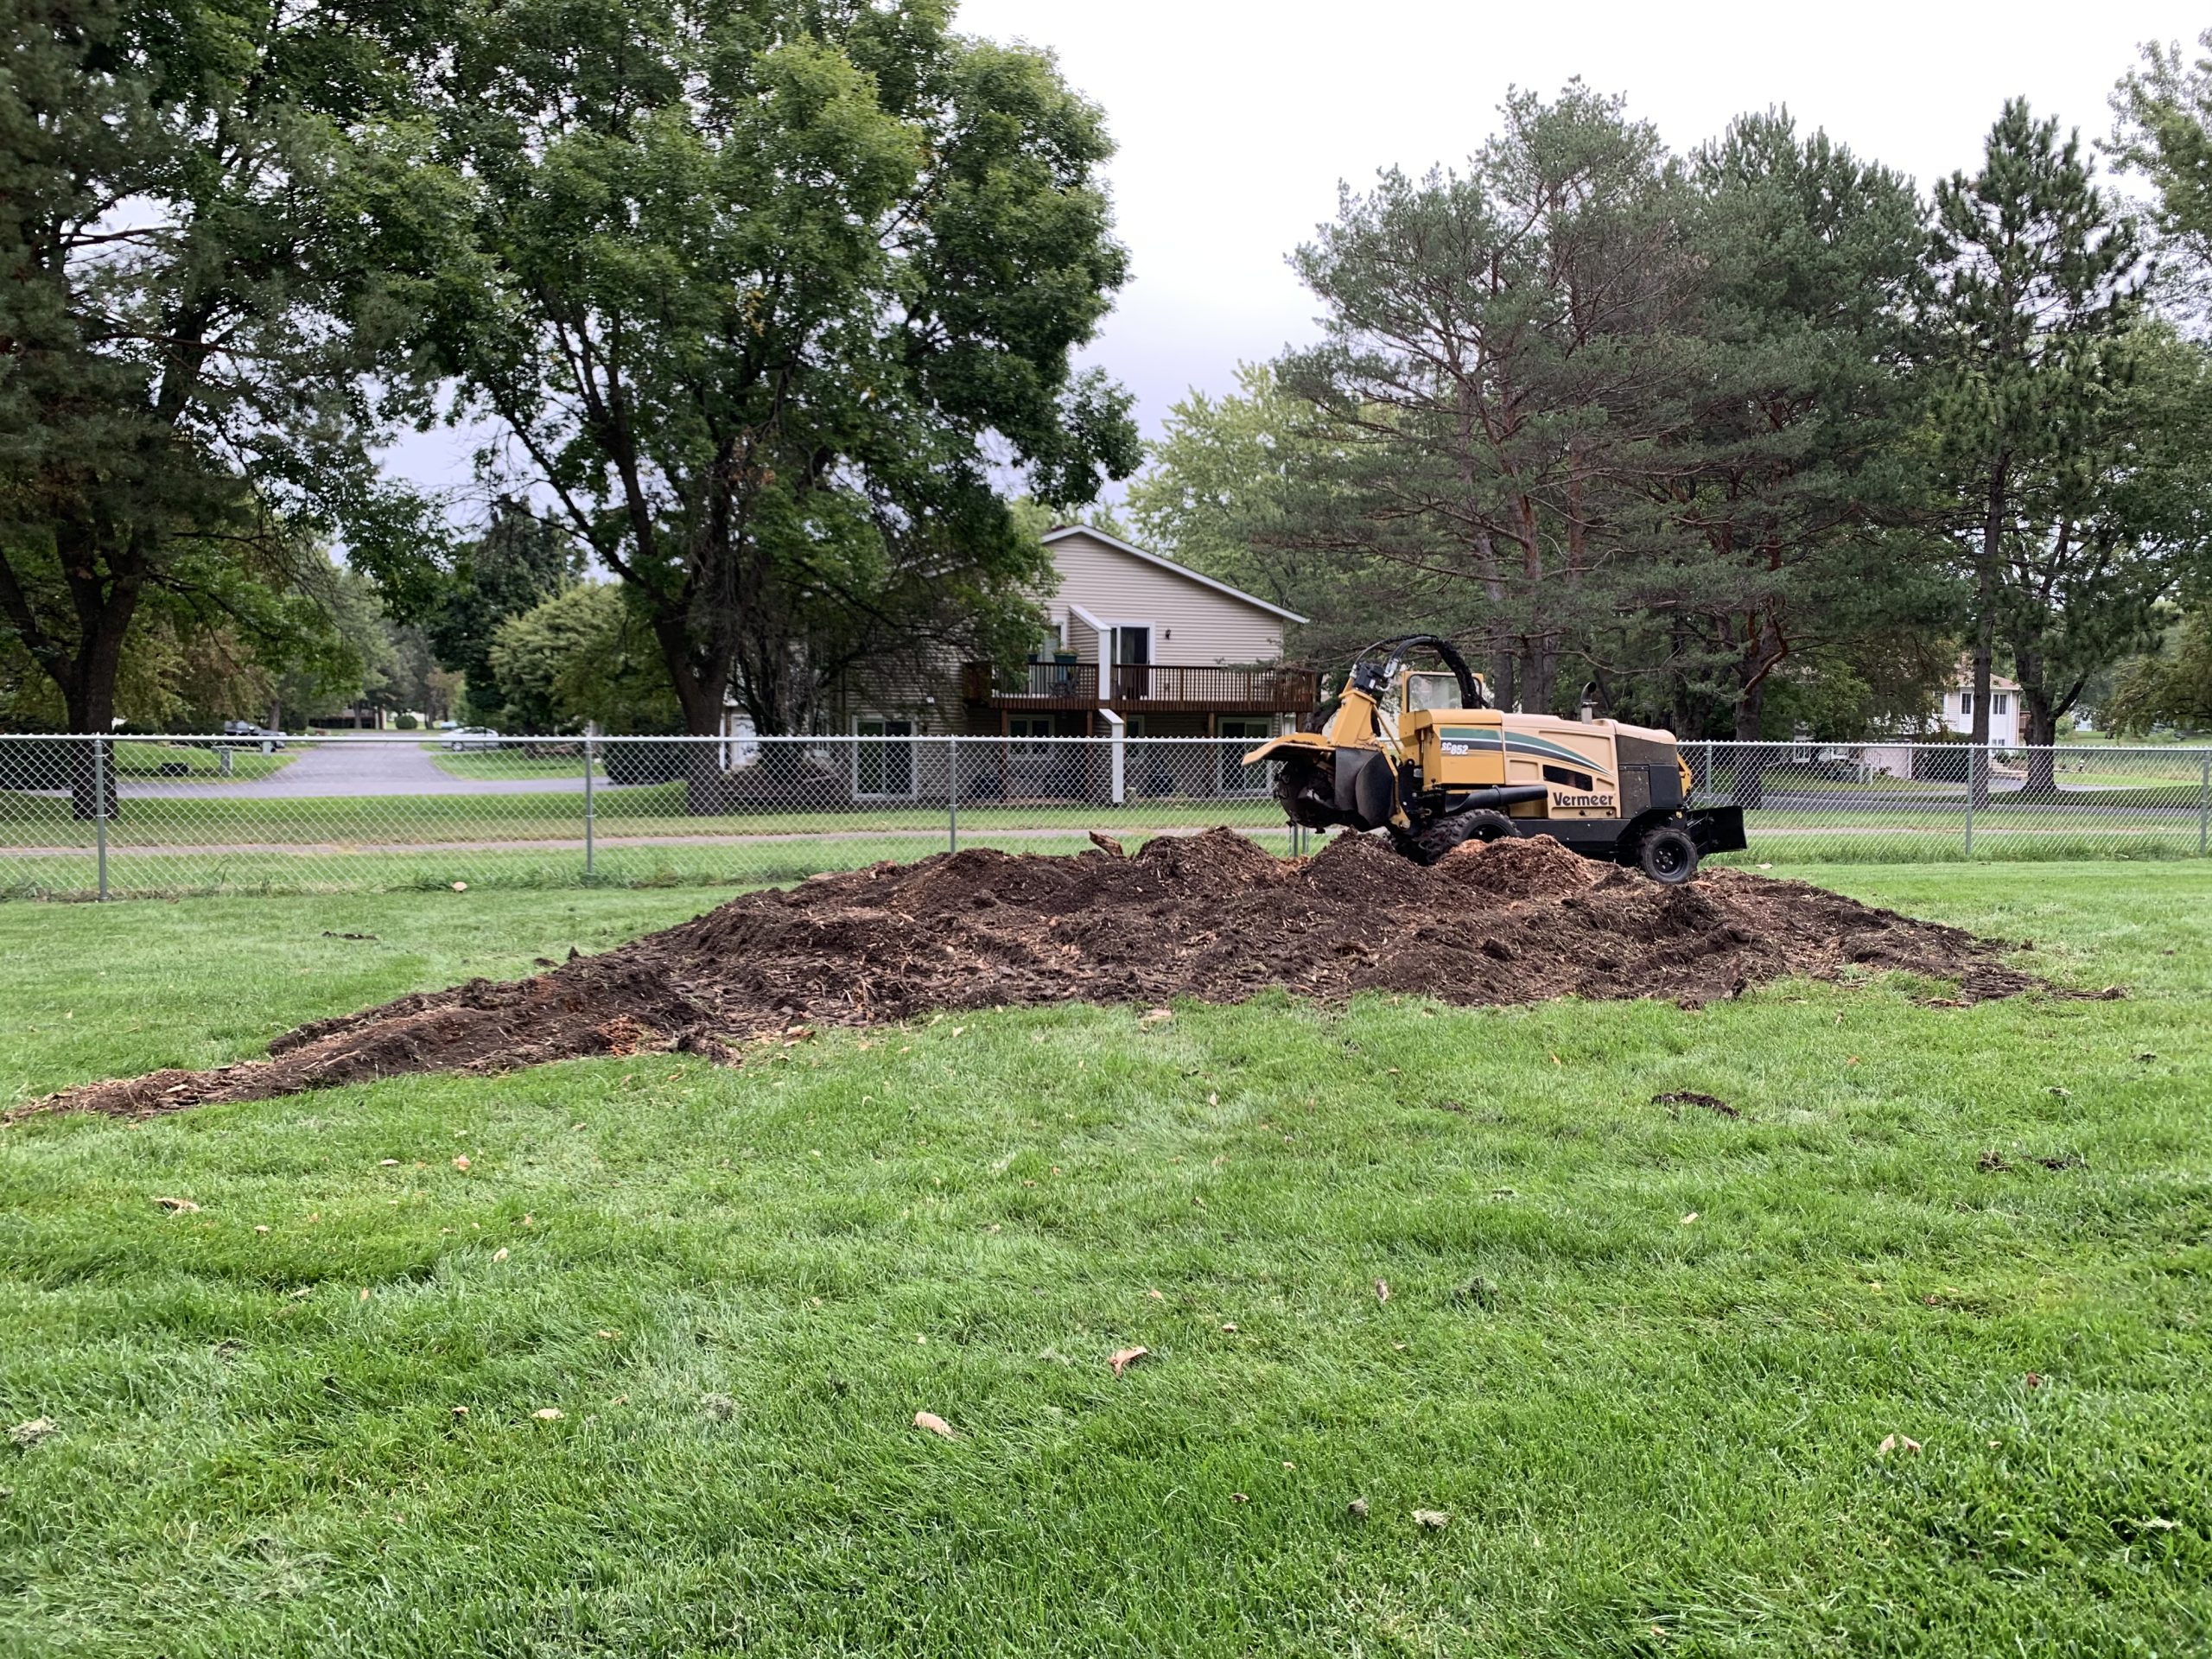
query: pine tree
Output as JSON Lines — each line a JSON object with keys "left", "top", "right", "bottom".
{"left": 1929, "top": 99, "right": 2146, "bottom": 803}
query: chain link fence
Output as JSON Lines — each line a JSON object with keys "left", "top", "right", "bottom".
{"left": 1, "top": 732, "right": 2204, "bottom": 899}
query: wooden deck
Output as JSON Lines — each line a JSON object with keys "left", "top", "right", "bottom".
{"left": 963, "top": 662, "right": 1317, "bottom": 715}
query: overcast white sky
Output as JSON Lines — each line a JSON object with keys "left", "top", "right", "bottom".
{"left": 959, "top": 0, "right": 2206, "bottom": 454}
{"left": 390, "top": 2, "right": 2208, "bottom": 506}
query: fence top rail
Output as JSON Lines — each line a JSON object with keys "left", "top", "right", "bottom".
{"left": 0, "top": 731, "right": 1303, "bottom": 746}
{"left": 6, "top": 732, "right": 2209, "bottom": 754}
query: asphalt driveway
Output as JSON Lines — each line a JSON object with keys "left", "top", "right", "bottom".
{"left": 117, "top": 741, "right": 594, "bottom": 798}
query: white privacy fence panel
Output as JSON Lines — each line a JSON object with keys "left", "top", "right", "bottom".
{"left": 0, "top": 733, "right": 2203, "bottom": 899}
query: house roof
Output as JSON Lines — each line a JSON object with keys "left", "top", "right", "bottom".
{"left": 1044, "top": 524, "right": 1308, "bottom": 625}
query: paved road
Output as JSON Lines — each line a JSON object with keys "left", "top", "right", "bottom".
{"left": 117, "top": 741, "right": 595, "bottom": 799}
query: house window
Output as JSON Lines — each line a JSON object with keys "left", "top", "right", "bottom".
{"left": 1993, "top": 693, "right": 2009, "bottom": 715}
{"left": 1958, "top": 690, "right": 1973, "bottom": 717}
{"left": 1112, "top": 625, "right": 1152, "bottom": 665}
{"left": 852, "top": 716, "right": 915, "bottom": 798}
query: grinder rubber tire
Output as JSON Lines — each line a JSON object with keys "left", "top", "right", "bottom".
{"left": 1637, "top": 823, "right": 1700, "bottom": 885}
{"left": 1402, "top": 808, "right": 1518, "bottom": 866}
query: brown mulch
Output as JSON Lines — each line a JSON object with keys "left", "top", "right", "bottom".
{"left": 27, "top": 829, "right": 2056, "bottom": 1118}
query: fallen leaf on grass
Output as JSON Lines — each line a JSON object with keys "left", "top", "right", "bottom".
{"left": 912, "top": 1411, "right": 957, "bottom": 1440}
{"left": 1374, "top": 1279, "right": 1391, "bottom": 1304}
{"left": 1230, "top": 1491, "right": 1249, "bottom": 1503}
{"left": 1147, "top": 1288, "right": 1164, "bottom": 1300}
{"left": 154, "top": 1197, "right": 200, "bottom": 1213}
{"left": 1139, "top": 1007, "right": 1173, "bottom": 1026}
{"left": 451, "top": 1156, "right": 471, "bottom": 1172}
{"left": 492, "top": 1248, "right": 509, "bottom": 1263}
{"left": 1221, "top": 1323, "right": 1239, "bottom": 1333}
{"left": 1877, "top": 1433, "right": 1921, "bottom": 1457}
{"left": 1346, "top": 1498, "right": 1369, "bottom": 1519}
{"left": 1108, "top": 1346, "right": 1149, "bottom": 1377}
{"left": 451, "top": 881, "right": 467, "bottom": 892}
{"left": 8, "top": 1418, "right": 58, "bottom": 1450}
{"left": 2024, "top": 1371, "right": 2044, "bottom": 1389}
{"left": 700, "top": 1393, "right": 736, "bottom": 1421}
{"left": 1681, "top": 1212, "right": 1700, "bottom": 1225}
{"left": 532, "top": 1408, "right": 563, "bottom": 1421}
{"left": 378, "top": 1159, "right": 400, "bottom": 1166}
{"left": 1414, "top": 1509, "right": 1450, "bottom": 1530}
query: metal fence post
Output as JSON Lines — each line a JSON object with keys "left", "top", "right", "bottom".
{"left": 948, "top": 736, "right": 959, "bottom": 854}
{"left": 583, "top": 729, "right": 596, "bottom": 879}
{"left": 92, "top": 734, "right": 108, "bottom": 900}
{"left": 1962, "top": 743, "right": 1974, "bottom": 857}
{"left": 2200, "top": 753, "right": 2209, "bottom": 857}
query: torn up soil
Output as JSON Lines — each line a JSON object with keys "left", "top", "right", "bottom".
{"left": 32, "top": 830, "right": 2055, "bottom": 1118}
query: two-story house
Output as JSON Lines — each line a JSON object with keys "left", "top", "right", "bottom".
{"left": 956, "top": 525, "right": 1312, "bottom": 741}
{"left": 739, "top": 524, "right": 1317, "bottom": 801}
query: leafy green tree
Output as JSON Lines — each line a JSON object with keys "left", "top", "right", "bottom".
{"left": 2104, "top": 604, "right": 2212, "bottom": 733}
{"left": 1928, "top": 99, "right": 2148, "bottom": 802}
{"left": 416, "top": 0, "right": 1139, "bottom": 804}
{"left": 0, "top": 0, "right": 446, "bottom": 809}
{"left": 486, "top": 584, "right": 680, "bottom": 734}
{"left": 1124, "top": 365, "right": 1389, "bottom": 660}
{"left": 2113, "top": 30, "right": 2212, "bottom": 301}
{"left": 416, "top": 500, "right": 582, "bottom": 724}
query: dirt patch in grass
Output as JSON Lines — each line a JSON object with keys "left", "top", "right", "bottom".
{"left": 30, "top": 829, "right": 2050, "bottom": 1116}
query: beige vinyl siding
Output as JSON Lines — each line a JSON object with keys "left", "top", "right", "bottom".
{"left": 1045, "top": 531, "right": 1287, "bottom": 664}
{"left": 1065, "top": 610, "right": 1099, "bottom": 664}
{"left": 830, "top": 655, "right": 963, "bottom": 734}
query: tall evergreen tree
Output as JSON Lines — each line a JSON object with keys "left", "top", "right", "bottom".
{"left": 1928, "top": 99, "right": 2146, "bottom": 802}
{"left": 1278, "top": 86, "right": 1705, "bottom": 713}
{"left": 1653, "top": 111, "right": 1946, "bottom": 757}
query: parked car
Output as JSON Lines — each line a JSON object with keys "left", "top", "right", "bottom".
{"left": 442, "top": 727, "right": 504, "bottom": 751}
{"left": 219, "top": 720, "right": 285, "bottom": 749}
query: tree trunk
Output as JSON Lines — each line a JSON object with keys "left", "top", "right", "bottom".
{"left": 650, "top": 612, "right": 742, "bottom": 817}
{"left": 62, "top": 683, "right": 118, "bottom": 823}
{"left": 1969, "top": 467, "right": 2002, "bottom": 810}
{"left": 2020, "top": 685, "right": 2060, "bottom": 801}
{"left": 1728, "top": 675, "right": 1767, "bottom": 810}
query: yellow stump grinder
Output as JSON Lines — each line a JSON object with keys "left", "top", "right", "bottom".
{"left": 1244, "top": 635, "right": 1748, "bottom": 884}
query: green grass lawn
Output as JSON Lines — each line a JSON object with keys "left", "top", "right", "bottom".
{"left": 109, "top": 741, "right": 296, "bottom": 783}
{"left": 424, "top": 744, "right": 594, "bottom": 781}
{"left": 1, "top": 866, "right": 2209, "bottom": 1655}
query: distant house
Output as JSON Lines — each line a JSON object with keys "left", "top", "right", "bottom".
{"left": 721, "top": 524, "right": 1318, "bottom": 800}
{"left": 957, "top": 525, "right": 1313, "bottom": 741}
{"left": 1936, "top": 666, "right": 2024, "bottom": 748}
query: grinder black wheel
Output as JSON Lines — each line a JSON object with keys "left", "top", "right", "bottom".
{"left": 1401, "top": 808, "right": 1518, "bottom": 866}
{"left": 1637, "top": 823, "right": 1700, "bottom": 885}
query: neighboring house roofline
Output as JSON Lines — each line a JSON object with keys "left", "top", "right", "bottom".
{"left": 1044, "top": 524, "right": 1308, "bottom": 626}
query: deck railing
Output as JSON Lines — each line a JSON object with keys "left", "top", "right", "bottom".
{"left": 964, "top": 662, "right": 1317, "bottom": 712}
